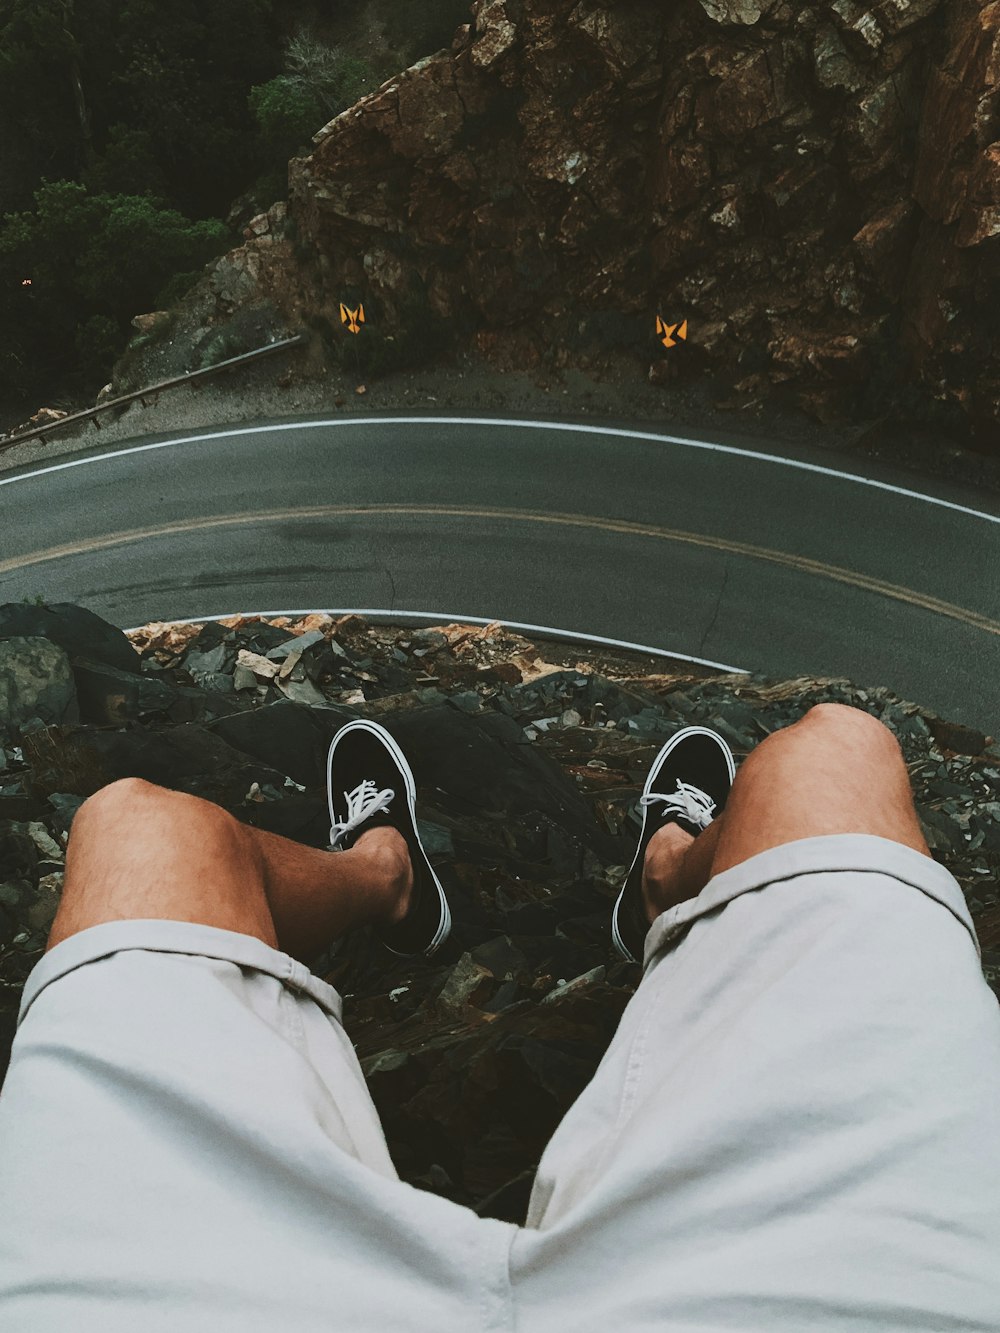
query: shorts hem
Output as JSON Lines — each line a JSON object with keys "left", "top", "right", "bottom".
{"left": 17, "top": 919, "right": 343, "bottom": 1029}
{"left": 643, "top": 832, "right": 976, "bottom": 972}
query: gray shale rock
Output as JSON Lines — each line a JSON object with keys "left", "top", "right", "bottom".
{"left": 0, "top": 639, "right": 78, "bottom": 741}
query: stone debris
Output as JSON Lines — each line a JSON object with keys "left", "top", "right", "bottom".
{"left": 235, "top": 649, "right": 281, "bottom": 680}
{"left": 540, "top": 966, "right": 608, "bottom": 1005}
{"left": 0, "top": 600, "right": 997, "bottom": 1222}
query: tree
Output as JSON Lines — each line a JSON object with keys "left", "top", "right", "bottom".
{"left": 283, "top": 32, "right": 373, "bottom": 116}
{"left": 249, "top": 34, "right": 374, "bottom": 160}
{"left": 0, "top": 180, "right": 229, "bottom": 398}
{"left": 249, "top": 78, "right": 326, "bottom": 159}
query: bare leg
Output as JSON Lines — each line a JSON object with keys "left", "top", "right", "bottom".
{"left": 46, "top": 777, "right": 413, "bottom": 964}
{"left": 643, "top": 703, "right": 930, "bottom": 921}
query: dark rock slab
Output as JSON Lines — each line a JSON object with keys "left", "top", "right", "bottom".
{"left": 928, "top": 718, "right": 989, "bottom": 756}
{"left": 207, "top": 700, "right": 359, "bottom": 787}
{"left": 163, "top": 685, "right": 245, "bottom": 724}
{"left": 382, "top": 705, "right": 617, "bottom": 859}
{"left": 20, "top": 723, "right": 290, "bottom": 806}
{"left": 0, "top": 603, "right": 139, "bottom": 675}
{"left": 239, "top": 791, "right": 329, "bottom": 847}
{"left": 0, "top": 794, "right": 41, "bottom": 822}
{"left": 0, "top": 821, "right": 39, "bottom": 885}
{"left": 470, "top": 936, "right": 531, "bottom": 981}
{"left": 46, "top": 792, "right": 85, "bottom": 837}
{"left": 74, "top": 659, "right": 178, "bottom": 726}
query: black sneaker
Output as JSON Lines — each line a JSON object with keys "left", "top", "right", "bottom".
{"left": 611, "top": 725, "right": 736, "bottom": 964}
{"left": 326, "top": 719, "right": 451, "bottom": 957}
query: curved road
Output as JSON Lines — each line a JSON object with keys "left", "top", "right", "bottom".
{"left": 1, "top": 415, "right": 998, "bottom": 733}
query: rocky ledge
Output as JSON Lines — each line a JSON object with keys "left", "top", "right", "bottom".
{"left": 1, "top": 602, "right": 998, "bottom": 1221}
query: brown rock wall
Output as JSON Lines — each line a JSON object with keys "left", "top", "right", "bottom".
{"left": 215, "top": 0, "right": 997, "bottom": 447}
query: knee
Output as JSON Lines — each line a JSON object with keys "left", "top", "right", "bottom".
{"left": 73, "top": 778, "right": 251, "bottom": 859}
{"left": 797, "top": 702, "right": 901, "bottom": 755}
{"left": 77, "top": 776, "right": 163, "bottom": 824}
{"left": 742, "top": 702, "right": 902, "bottom": 776}
{"left": 76, "top": 779, "right": 228, "bottom": 835}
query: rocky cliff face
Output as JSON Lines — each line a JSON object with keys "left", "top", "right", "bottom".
{"left": 211, "top": 0, "right": 999, "bottom": 447}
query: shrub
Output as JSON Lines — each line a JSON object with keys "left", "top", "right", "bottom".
{"left": 249, "top": 77, "right": 326, "bottom": 158}
{"left": 75, "top": 314, "right": 122, "bottom": 384}
{"left": 0, "top": 180, "right": 229, "bottom": 397}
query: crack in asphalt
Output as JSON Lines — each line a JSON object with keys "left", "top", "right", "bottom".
{"left": 699, "top": 560, "right": 730, "bottom": 657}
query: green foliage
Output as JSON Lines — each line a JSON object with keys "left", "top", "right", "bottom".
{"left": 0, "top": 0, "right": 439, "bottom": 406}
{"left": 82, "top": 125, "right": 168, "bottom": 199}
{"left": 284, "top": 33, "right": 373, "bottom": 113}
{"left": 0, "top": 2, "right": 81, "bottom": 202}
{"left": 249, "top": 77, "right": 326, "bottom": 158}
{"left": 0, "top": 0, "right": 281, "bottom": 215}
{"left": 251, "top": 167, "right": 292, "bottom": 210}
{"left": 250, "top": 37, "right": 375, "bottom": 158}
{"left": 195, "top": 326, "right": 258, "bottom": 370}
{"left": 154, "top": 271, "right": 202, "bottom": 310}
{"left": 0, "top": 180, "right": 230, "bottom": 398}
{"left": 0, "top": 0, "right": 282, "bottom": 400}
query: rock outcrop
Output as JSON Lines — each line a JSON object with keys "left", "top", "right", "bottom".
{"left": 1, "top": 602, "right": 998, "bottom": 1218}
{"left": 191, "top": 0, "right": 1000, "bottom": 448}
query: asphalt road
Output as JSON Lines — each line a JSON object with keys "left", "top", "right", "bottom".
{"left": 2, "top": 415, "right": 999, "bottom": 733}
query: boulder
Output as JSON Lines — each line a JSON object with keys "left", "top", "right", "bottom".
{"left": 696, "top": 0, "right": 777, "bottom": 23}
{"left": 0, "top": 638, "right": 78, "bottom": 740}
{"left": 10, "top": 407, "right": 67, "bottom": 436}
{"left": 73, "top": 659, "right": 178, "bottom": 726}
{"left": 130, "top": 310, "right": 171, "bottom": 335}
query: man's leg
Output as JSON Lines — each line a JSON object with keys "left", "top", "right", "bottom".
{"left": 2, "top": 778, "right": 517, "bottom": 1333}
{"left": 47, "top": 776, "right": 413, "bottom": 962}
{"left": 641, "top": 701, "right": 930, "bottom": 918}
{"left": 514, "top": 703, "right": 1000, "bottom": 1332}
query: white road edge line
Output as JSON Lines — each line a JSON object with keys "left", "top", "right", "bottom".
{"left": 126, "top": 607, "right": 750, "bottom": 676}
{"left": 4, "top": 416, "right": 999, "bottom": 525}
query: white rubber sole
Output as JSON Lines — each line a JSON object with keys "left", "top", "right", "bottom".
{"left": 611, "top": 725, "right": 737, "bottom": 963}
{"left": 326, "top": 718, "right": 452, "bottom": 956}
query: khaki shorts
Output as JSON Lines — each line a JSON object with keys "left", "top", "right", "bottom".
{"left": 1, "top": 834, "right": 998, "bottom": 1332}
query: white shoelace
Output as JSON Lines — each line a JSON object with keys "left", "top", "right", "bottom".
{"left": 640, "top": 779, "right": 716, "bottom": 830}
{"left": 329, "top": 779, "right": 395, "bottom": 849}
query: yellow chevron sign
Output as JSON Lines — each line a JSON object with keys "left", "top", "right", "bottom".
{"left": 656, "top": 315, "right": 688, "bottom": 348}
{"left": 340, "top": 302, "right": 365, "bottom": 334}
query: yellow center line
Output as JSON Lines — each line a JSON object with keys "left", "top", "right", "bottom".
{"left": 4, "top": 503, "right": 999, "bottom": 638}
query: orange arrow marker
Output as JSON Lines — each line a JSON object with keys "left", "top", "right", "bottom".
{"left": 340, "top": 302, "right": 365, "bottom": 334}
{"left": 656, "top": 315, "right": 677, "bottom": 347}
{"left": 655, "top": 314, "right": 688, "bottom": 349}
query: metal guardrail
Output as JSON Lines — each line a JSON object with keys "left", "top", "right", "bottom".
{"left": 0, "top": 332, "right": 306, "bottom": 449}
